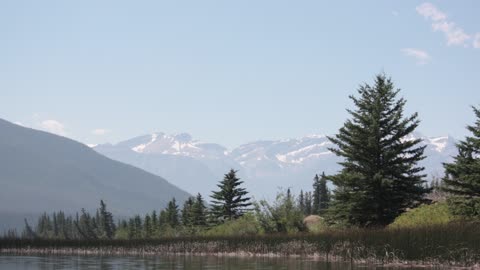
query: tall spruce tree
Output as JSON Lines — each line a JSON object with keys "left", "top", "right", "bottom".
{"left": 327, "top": 74, "right": 429, "bottom": 227}
{"left": 210, "top": 169, "right": 252, "bottom": 222}
{"left": 442, "top": 106, "right": 480, "bottom": 218}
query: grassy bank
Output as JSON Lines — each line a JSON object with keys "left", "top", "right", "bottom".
{"left": 2, "top": 222, "right": 479, "bottom": 267}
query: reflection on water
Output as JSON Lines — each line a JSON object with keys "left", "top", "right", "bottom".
{"left": 0, "top": 255, "right": 436, "bottom": 270}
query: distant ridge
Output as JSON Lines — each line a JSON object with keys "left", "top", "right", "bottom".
{"left": 94, "top": 131, "right": 457, "bottom": 199}
{"left": 0, "top": 119, "right": 190, "bottom": 229}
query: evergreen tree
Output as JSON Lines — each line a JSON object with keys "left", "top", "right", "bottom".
{"left": 52, "top": 212, "right": 59, "bottom": 238}
{"left": 99, "top": 200, "right": 115, "bottom": 239}
{"left": 144, "top": 214, "right": 153, "bottom": 238}
{"left": 298, "top": 190, "right": 305, "bottom": 214}
{"left": 304, "top": 192, "right": 312, "bottom": 215}
{"left": 318, "top": 172, "right": 331, "bottom": 213}
{"left": 181, "top": 197, "right": 195, "bottom": 227}
{"left": 442, "top": 106, "right": 480, "bottom": 218}
{"left": 192, "top": 193, "right": 207, "bottom": 226}
{"left": 159, "top": 210, "right": 168, "bottom": 227}
{"left": 166, "top": 198, "right": 180, "bottom": 227}
{"left": 127, "top": 218, "right": 136, "bottom": 239}
{"left": 152, "top": 210, "right": 158, "bottom": 232}
{"left": 210, "top": 169, "right": 252, "bottom": 222}
{"left": 133, "top": 215, "right": 143, "bottom": 238}
{"left": 22, "top": 219, "right": 37, "bottom": 239}
{"left": 312, "top": 174, "right": 321, "bottom": 214}
{"left": 328, "top": 74, "right": 429, "bottom": 227}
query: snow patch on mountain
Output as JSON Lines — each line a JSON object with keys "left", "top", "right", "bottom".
{"left": 94, "top": 132, "right": 458, "bottom": 198}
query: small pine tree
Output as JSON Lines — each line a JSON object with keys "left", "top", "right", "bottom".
{"left": 127, "top": 218, "right": 136, "bottom": 239}
{"left": 298, "top": 190, "right": 305, "bottom": 214}
{"left": 312, "top": 174, "right": 321, "bottom": 214}
{"left": 318, "top": 172, "right": 331, "bottom": 213}
{"left": 166, "top": 198, "right": 180, "bottom": 227}
{"left": 22, "top": 219, "right": 36, "bottom": 239}
{"left": 152, "top": 210, "right": 158, "bottom": 232}
{"left": 304, "top": 192, "right": 313, "bottom": 215}
{"left": 133, "top": 215, "right": 143, "bottom": 238}
{"left": 99, "top": 200, "right": 115, "bottom": 239}
{"left": 181, "top": 197, "right": 195, "bottom": 227}
{"left": 442, "top": 106, "right": 480, "bottom": 218}
{"left": 192, "top": 193, "right": 207, "bottom": 226}
{"left": 210, "top": 169, "right": 252, "bottom": 222}
{"left": 144, "top": 214, "right": 153, "bottom": 238}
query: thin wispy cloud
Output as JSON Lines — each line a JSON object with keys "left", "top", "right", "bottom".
{"left": 416, "top": 3, "right": 446, "bottom": 21}
{"left": 40, "top": 120, "right": 67, "bottom": 136}
{"left": 416, "top": 3, "right": 473, "bottom": 47}
{"left": 401, "top": 48, "right": 431, "bottom": 65}
{"left": 92, "top": 128, "right": 110, "bottom": 136}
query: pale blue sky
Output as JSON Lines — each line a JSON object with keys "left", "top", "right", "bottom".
{"left": 1, "top": 1, "right": 479, "bottom": 148}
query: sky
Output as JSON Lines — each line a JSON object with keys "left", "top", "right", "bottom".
{"left": 1, "top": 1, "right": 479, "bottom": 148}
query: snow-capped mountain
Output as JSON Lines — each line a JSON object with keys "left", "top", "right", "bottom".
{"left": 94, "top": 132, "right": 457, "bottom": 199}
{"left": 94, "top": 133, "right": 240, "bottom": 198}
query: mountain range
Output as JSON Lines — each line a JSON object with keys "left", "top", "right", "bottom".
{"left": 0, "top": 119, "right": 190, "bottom": 230}
{"left": 94, "top": 132, "right": 458, "bottom": 200}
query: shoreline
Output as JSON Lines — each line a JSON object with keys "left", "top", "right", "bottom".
{"left": 1, "top": 244, "right": 479, "bottom": 269}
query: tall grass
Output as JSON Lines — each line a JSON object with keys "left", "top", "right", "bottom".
{"left": 1, "top": 222, "right": 479, "bottom": 267}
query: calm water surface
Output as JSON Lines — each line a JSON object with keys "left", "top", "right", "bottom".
{"left": 0, "top": 255, "right": 439, "bottom": 270}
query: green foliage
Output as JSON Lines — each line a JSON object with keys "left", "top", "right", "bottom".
{"left": 192, "top": 193, "right": 207, "bottom": 226}
{"left": 181, "top": 197, "right": 195, "bottom": 227}
{"left": 298, "top": 190, "right": 313, "bottom": 216}
{"left": 312, "top": 172, "right": 330, "bottom": 215}
{"left": 99, "top": 200, "right": 115, "bottom": 239}
{"left": 327, "top": 74, "right": 430, "bottom": 227}
{"left": 210, "top": 169, "right": 252, "bottom": 223}
{"left": 255, "top": 190, "right": 306, "bottom": 234}
{"left": 203, "top": 213, "right": 261, "bottom": 236}
{"left": 389, "top": 202, "right": 454, "bottom": 228}
{"left": 166, "top": 198, "right": 180, "bottom": 227}
{"left": 304, "top": 216, "right": 329, "bottom": 234}
{"left": 443, "top": 106, "right": 480, "bottom": 219}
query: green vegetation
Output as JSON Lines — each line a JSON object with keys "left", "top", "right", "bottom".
{"left": 389, "top": 202, "right": 454, "bottom": 228}
{"left": 210, "top": 169, "right": 252, "bottom": 222}
{"left": 443, "top": 106, "right": 480, "bottom": 218}
{"left": 255, "top": 189, "right": 306, "bottom": 234}
{"left": 203, "top": 213, "right": 261, "bottom": 236}
{"left": 2, "top": 223, "right": 480, "bottom": 267}
{"left": 2, "top": 73, "right": 480, "bottom": 267}
{"left": 327, "top": 74, "right": 430, "bottom": 227}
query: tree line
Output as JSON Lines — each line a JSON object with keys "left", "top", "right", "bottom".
{"left": 5, "top": 73, "right": 480, "bottom": 239}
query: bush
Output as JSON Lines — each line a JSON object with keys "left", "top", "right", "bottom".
{"left": 255, "top": 191, "right": 306, "bottom": 234}
{"left": 303, "top": 215, "right": 329, "bottom": 233}
{"left": 203, "top": 213, "right": 262, "bottom": 236}
{"left": 389, "top": 202, "right": 454, "bottom": 228}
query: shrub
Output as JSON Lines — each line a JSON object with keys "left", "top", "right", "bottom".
{"left": 203, "top": 213, "right": 262, "bottom": 236}
{"left": 389, "top": 202, "right": 454, "bottom": 228}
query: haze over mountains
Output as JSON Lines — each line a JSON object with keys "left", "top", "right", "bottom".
{"left": 0, "top": 119, "right": 190, "bottom": 230}
{"left": 0, "top": 117, "right": 459, "bottom": 231}
{"left": 94, "top": 131, "right": 458, "bottom": 199}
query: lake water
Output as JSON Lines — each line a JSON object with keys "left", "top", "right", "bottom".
{"left": 0, "top": 255, "right": 438, "bottom": 270}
